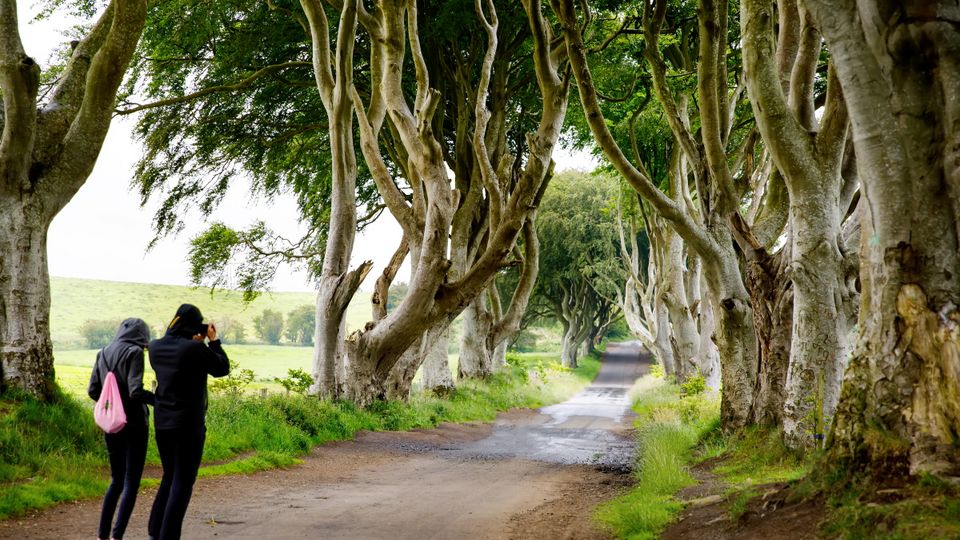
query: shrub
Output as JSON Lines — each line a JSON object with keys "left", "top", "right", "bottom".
{"left": 209, "top": 359, "right": 255, "bottom": 395}
{"left": 79, "top": 319, "right": 117, "bottom": 349}
{"left": 680, "top": 372, "right": 707, "bottom": 396}
{"left": 274, "top": 368, "right": 313, "bottom": 395}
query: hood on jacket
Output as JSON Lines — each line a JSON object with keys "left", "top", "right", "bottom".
{"left": 166, "top": 304, "right": 205, "bottom": 338}
{"left": 113, "top": 318, "right": 150, "bottom": 348}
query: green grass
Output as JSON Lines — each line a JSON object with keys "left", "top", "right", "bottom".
{"left": 595, "top": 375, "right": 720, "bottom": 539}
{"left": 710, "top": 428, "right": 809, "bottom": 486}
{"left": 0, "top": 351, "right": 600, "bottom": 520}
{"left": 50, "top": 276, "right": 373, "bottom": 348}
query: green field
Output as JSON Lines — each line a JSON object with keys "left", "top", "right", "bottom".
{"left": 50, "top": 276, "right": 373, "bottom": 349}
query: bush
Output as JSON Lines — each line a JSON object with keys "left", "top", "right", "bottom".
{"left": 680, "top": 372, "right": 707, "bottom": 396}
{"left": 79, "top": 319, "right": 117, "bottom": 349}
{"left": 274, "top": 368, "right": 313, "bottom": 395}
{"left": 253, "top": 309, "right": 284, "bottom": 345}
{"left": 209, "top": 359, "right": 255, "bottom": 395}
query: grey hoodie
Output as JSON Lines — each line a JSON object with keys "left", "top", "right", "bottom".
{"left": 88, "top": 318, "right": 155, "bottom": 428}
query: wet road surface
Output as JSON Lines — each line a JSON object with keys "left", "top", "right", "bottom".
{"left": 450, "top": 341, "right": 649, "bottom": 471}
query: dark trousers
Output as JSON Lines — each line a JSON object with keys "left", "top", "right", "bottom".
{"left": 98, "top": 424, "right": 148, "bottom": 540}
{"left": 148, "top": 426, "right": 206, "bottom": 540}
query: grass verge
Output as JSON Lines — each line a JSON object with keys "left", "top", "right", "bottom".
{"left": 0, "top": 352, "right": 599, "bottom": 520}
{"left": 595, "top": 375, "right": 720, "bottom": 539}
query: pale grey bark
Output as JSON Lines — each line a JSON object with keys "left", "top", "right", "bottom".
{"left": 742, "top": 0, "right": 852, "bottom": 447}
{"left": 341, "top": 0, "right": 567, "bottom": 405}
{"left": 555, "top": 0, "right": 758, "bottom": 429}
{"left": 0, "top": 0, "right": 145, "bottom": 399}
{"left": 421, "top": 327, "right": 454, "bottom": 392}
{"left": 803, "top": 0, "right": 960, "bottom": 478}
{"left": 300, "top": 0, "right": 375, "bottom": 399}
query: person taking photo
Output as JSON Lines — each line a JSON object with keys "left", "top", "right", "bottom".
{"left": 147, "top": 304, "right": 229, "bottom": 540}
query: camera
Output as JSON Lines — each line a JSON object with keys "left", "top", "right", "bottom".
{"left": 199, "top": 323, "right": 209, "bottom": 336}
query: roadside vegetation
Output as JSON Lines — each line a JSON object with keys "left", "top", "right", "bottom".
{"left": 599, "top": 368, "right": 960, "bottom": 540}
{"left": 0, "top": 351, "right": 599, "bottom": 520}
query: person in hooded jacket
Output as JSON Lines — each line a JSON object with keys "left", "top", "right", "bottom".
{"left": 88, "top": 318, "right": 154, "bottom": 540}
{"left": 147, "top": 304, "right": 229, "bottom": 540}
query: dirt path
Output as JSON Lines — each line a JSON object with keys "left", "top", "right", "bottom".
{"left": 0, "top": 343, "right": 648, "bottom": 539}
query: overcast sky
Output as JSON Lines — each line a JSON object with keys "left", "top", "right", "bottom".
{"left": 21, "top": 4, "right": 597, "bottom": 293}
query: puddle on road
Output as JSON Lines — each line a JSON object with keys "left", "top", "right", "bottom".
{"left": 446, "top": 344, "right": 646, "bottom": 472}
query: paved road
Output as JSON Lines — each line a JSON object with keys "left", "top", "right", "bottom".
{"left": 0, "top": 342, "right": 649, "bottom": 540}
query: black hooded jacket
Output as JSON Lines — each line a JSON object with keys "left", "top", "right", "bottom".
{"left": 88, "top": 318, "right": 155, "bottom": 428}
{"left": 149, "top": 304, "right": 230, "bottom": 431}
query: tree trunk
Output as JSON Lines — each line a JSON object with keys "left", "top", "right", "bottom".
{"left": 781, "top": 190, "right": 849, "bottom": 447}
{"left": 662, "top": 228, "right": 699, "bottom": 381}
{"left": 458, "top": 299, "right": 494, "bottom": 379}
{"left": 0, "top": 199, "right": 55, "bottom": 399}
{"left": 803, "top": 0, "right": 960, "bottom": 479}
{"left": 703, "top": 228, "right": 758, "bottom": 431}
{"left": 653, "top": 294, "right": 677, "bottom": 377}
{"left": 696, "top": 284, "right": 722, "bottom": 390}
{"left": 420, "top": 327, "right": 455, "bottom": 393}
{"left": 745, "top": 250, "right": 793, "bottom": 427}
{"left": 560, "top": 323, "right": 579, "bottom": 369}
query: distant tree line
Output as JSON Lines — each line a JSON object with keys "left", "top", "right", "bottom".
{"left": 78, "top": 304, "right": 315, "bottom": 349}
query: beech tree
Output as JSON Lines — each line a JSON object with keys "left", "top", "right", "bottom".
{"left": 741, "top": 0, "right": 859, "bottom": 447}
{"left": 800, "top": 0, "right": 960, "bottom": 480}
{"left": 553, "top": 0, "right": 761, "bottom": 429}
{"left": 338, "top": 0, "right": 568, "bottom": 404}
{"left": 535, "top": 171, "right": 622, "bottom": 368}
{"left": 0, "top": 0, "right": 146, "bottom": 399}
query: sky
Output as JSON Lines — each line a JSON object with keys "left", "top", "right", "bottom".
{"left": 21, "top": 4, "right": 598, "bottom": 293}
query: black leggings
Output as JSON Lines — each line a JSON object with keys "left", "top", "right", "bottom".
{"left": 98, "top": 424, "right": 148, "bottom": 540}
{"left": 148, "top": 426, "right": 206, "bottom": 540}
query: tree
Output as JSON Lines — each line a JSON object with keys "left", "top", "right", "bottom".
{"left": 285, "top": 304, "right": 315, "bottom": 346}
{"left": 216, "top": 316, "right": 246, "bottom": 344}
{"left": 253, "top": 309, "right": 284, "bottom": 345}
{"left": 80, "top": 319, "right": 118, "bottom": 349}
{"left": 800, "top": 0, "right": 960, "bottom": 481}
{"left": 317, "top": 0, "right": 568, "bottom": 405}
{"left": 535, "top": 171, "right": 622, "bottom": 368}
{"left": 554, "top": 0, "right": 761, "bottom": 429}
{"left": 0, "top": 0, "right": 147, "bottom": 399}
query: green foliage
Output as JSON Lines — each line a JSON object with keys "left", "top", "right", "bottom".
{"left": 0, "top": 389, "right": 106, "bottom": 518}
{"left": 534, "top": 171, "right": 625, "bottom": 341}
{"left": 679, "top": 372, "right": 707, "bottom": 396}
{"left": 217, "top": 316, "right": 247, "bottom": 344}
{"left": 387, "top": 282, "right": 409, "bottom": 312}
{"left": 274, "top": 368, "right": 313, "bottom": 396}
{"left": 727, "top": 487, "right": 760, "bottom": 521}
{"left": 253, "top": 309, "right": 284, "bottom": 345}
{"left": 596, "top": 376, "right": 720, "bottom": 539}
{"left": 209, "top": 359, "right": 256, "bottom": 396}
{"left": 78, "top": 319, "right": 117, "bottom": 349}
{"left": 712, "top": 428, "right": 809, "bottom": 486}
{"left": 649, "top": 363, "right": 665, "bottom": 379}
{"left": 284, "top": 304, "right": 315, "bottom": 346}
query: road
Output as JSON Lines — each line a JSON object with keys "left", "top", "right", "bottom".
{"left": 0, "top": 342, "right": 649, "bottom": 539}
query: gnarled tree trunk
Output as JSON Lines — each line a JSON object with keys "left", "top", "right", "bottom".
{"left": 0, "top": 0, "right": 146, "bottom": 399}
{"left": 804, "top": 0, "right": 960, "bottom": 479}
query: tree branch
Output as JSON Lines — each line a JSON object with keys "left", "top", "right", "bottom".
{"left": 116, "top": 61, "right": 313, "bottom": 114}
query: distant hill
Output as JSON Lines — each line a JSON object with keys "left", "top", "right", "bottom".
{"left": 50, "top": 277, "right": 372, "bottom": 349}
